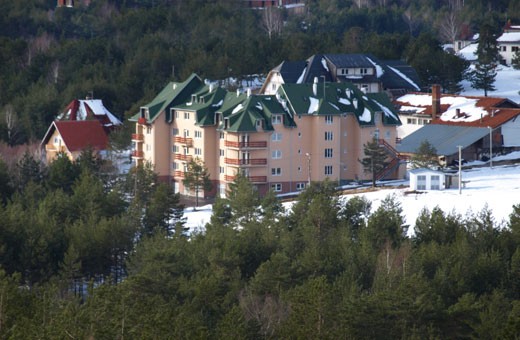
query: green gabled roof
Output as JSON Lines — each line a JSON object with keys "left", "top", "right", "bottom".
{"left": 217, "top": 94, "right": 291, "bottom": 133}
{"left": 129, "top": 73, "right": 203, "bottom": 123}
{"left": 278, "top": 82, "right": 400, "bottom": 126}
{"left": 173, "top": 86, "right": 228, "bottom": 126}
{"left": 365, "top": 92, "right": 401, "bottom": 125}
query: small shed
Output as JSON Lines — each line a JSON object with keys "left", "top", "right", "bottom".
{"left": 409, "top": 168, "right": 446, "bottom": 191}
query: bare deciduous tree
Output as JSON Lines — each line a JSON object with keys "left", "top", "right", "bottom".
{"left": 261, "top": 6, "right": 283, "bottom": 40}
{"left": 3, "top": 105, "right": 20, "bottom": 146}
{"left": 439, "top": 11, "right": 461, "bottom": 44}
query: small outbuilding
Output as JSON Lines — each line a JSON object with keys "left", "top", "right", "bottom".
{"left": 409, "top": 168, "right": 446, "bottom": 191}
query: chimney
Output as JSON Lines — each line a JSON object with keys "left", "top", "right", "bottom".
{"left": 432, "top": 84, "right": 441, "bottom": 120}
{"left": 313, "top": 77, "right": 318, "bottom": 96}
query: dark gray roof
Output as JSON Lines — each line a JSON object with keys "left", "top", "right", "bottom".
{"left": 397, "top": 124, "right": 489, "bottom": 156}
{"left": 381, "top": 60, "right": 421, "bottom": 91}
{"left": 324, "top": 54, "right": 374, "bottom": 68}
{"left": 274, "top": 60, "right": 307, "bottom": 83}
{"left": 301, "top": 54, "right": 333, "bottom": 83}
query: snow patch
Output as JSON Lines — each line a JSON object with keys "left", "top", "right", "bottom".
{"left": 321, "top": 57, "right": 329, "bottom": 72}
{"left": 366, "top": 57, "right": 384, "bottom": 78}
{"left": 308, "top": 97, "right": 320, "bottom": 113}
{"left": 339, "top": 98, "right": 351, "bottom": 106}
{"left": 232, "top": 104, "right": 244, "bottom": 114}
{"left": 359, "top": 107, "right": 371, "bottom": 122}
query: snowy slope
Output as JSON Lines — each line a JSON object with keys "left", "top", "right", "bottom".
{"left": 460, "top": 65, "right": 520, "bottom": 104}
{"left": 184, "top": 157, "right": 520, "bottom": 236}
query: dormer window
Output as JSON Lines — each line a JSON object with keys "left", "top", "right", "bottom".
{"left": 256, "top": 119, "right": 263, "bottom": 128}
{"left": 224, "top": 118, "right": 229, "bottom": 129}
{"left": 272, "top": 115, "right": 282, "bottom": 125}
{"left": 191, "top": 94, "right": 197, "bottom": 103}
{"left": 140, "top": 107, "right": 149, "bottom": 119}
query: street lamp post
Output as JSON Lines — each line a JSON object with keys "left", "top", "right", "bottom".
{"left": 457, "top": 145, "right": 462, "bottom": 195}
{"left": 305, "top": 152, "right": 311, "bottom": 187}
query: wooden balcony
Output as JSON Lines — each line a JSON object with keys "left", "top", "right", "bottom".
{"left": 132, "top": 133, "right": 144, "bottom": 142}
{"left": 174, "top": 153, "right": 193, "bottom": 162}
{"left": 224, "top": 140, "right": 267, "bottom": 149}
{"left": 132, "top": 150, "right": 144, "bottom": 158}
{"left": 224, "top": 158, "right": 267, "bottom": 166}
{"left": 174, "top": 136, "right": 193, "bottom": 147}
{"left": 224, "top": 175, "right": 267, "bottom": 183}
{"left": 174, "top": 171, "right": 185, "bottom": 178}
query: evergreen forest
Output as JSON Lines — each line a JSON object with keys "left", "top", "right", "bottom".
{"left": 0, "top": 0, "right": 519, "bottom": 145}
{"left": 1, "top": 154, "right": 520, "bottom": 337}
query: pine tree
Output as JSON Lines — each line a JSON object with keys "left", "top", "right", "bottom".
{"left": 182, "top": 157, "right": 212, "bottom": 208}
{"left": 410, "top": 140, "right": 440, "bottom": 169}
{"left": 359, "top": 137, "right": 389, "bottom": 187}
{"left": 512, "top": 49, "right": 520, "bottom": 70}
{"left": 470, "top": 22, "right": 500, "bottom": 96}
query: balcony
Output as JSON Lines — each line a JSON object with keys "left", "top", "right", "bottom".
{"left": 132, "top": 133, "right": 144, "bottom": 142}
{"left": 174, "top": 153, "right": 193, "bottom": 162}
{"left": 174, "top": 136, "right": 193, "bottom": 147}
{"left": 132, "top": 150, "right": 144, "bottom": 158}
{"left": 224, "top": 175, "right": 267, "bottom": 183}
{"left": 224, "top": 158, "right": 267, "bottom": 166}
{"left": 224, "top": 140, "right": 267, "bottom": 149}
{"left": 174, "top": 171, "right": 185, "bottom": 178}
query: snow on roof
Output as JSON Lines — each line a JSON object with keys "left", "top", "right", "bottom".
{"left": 374, "top": 100, "right": 399, "bottom": 120}
{"left": 388, "top": 65, "right": 420, "bottom": 91}
{"left": 231, "top": 103, "right": 244, "bottom": 114}
{"left": 497, "top": 32, "right": 520, "bottom": 42}
{"left": 60, "top": 99, "right": 122, "bottom": 126}
{"left": 360, "top": 107, "right": 371, "bottom": 122}
{"left": 439, "top": 98, "right": 487, "bottom": 122}
{"left": 296, "top": 67, "right": 305, "bottom": 84}
{"left": 400, "top": 105, "right": 426, "bottom": 113}
{"left": 308, "top": 97, "right": 319, "bottom": 113}
{"left": 320, "top": 58, "right": 329, "bottom": 72}
{"left": 458, "top": 43, "right": 478, "bottom": 61}
{"left": 366, "top": 57, "right": 384, "bottom": 78}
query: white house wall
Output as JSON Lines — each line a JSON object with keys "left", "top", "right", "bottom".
{"left": 502, "top": 117, "right": 520, "bottom": 147}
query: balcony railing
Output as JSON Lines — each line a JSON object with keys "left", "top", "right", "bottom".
{"left": 174, "top": 136, "right": 193, "bottom": 147}
{"left": 132, "top": 133, "right": 144, "bottom": 142}
{"left": 224, "top": 175, "right": 267, "bottom": 183}
{"left": 174, "top": 154, "right": 193, "bottom": 162}
{"left": 224, "top": 158, "right": 267, "bottom": 166}
{"left": 132, "top": 150, "right": 144, "bottom": 158}
{"left": 224, "top": 140, "right": 267, "bottom": 148}
{"left": 174, "top": 171, "right": 185, "bottom": 178}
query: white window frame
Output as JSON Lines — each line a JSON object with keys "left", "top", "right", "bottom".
{"left": 325, "top": 148, "right": 333, "bottom": 158}
{"left": 271, "top": 132, "right": 282, "bottom": 141}
{"left": 272, "top": 115, "right": 282, "bottom": 125}
{"left": 271, "top": 167, "right": 282, "bottom": 176}
{"left": 271, "top": 150, "right": 282, "bottom": 159}
{"left": 325, "top": 115, "right": 333, "bottom": 124}
{"left": 271, "top": 183, "right": 282, "bottom": 192}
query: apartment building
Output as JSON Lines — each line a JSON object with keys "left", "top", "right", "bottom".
{"left": 131, "top": 74, "right": 401, "bottom": 197}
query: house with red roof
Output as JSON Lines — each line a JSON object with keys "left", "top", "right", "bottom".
{"left": 395, "top": 85, "right": 520, "bottom": 165}
{"left": 41, "top": 121, "right": 110, "bottom": 163}
{"left": 40, "top": 98, "right": 121, "bottom": 163}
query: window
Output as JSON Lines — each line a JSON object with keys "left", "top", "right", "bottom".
{"left": 219, "top": 132, "right": 224, "bottom": 139}
{"left": 298, "top": 132, "right": 302, "bottom": 138}
{"left": 271, "top": 83, "right": 276, "bottom": 90}
{"left": 325, "top": 115, "right": 333, "bottom": 124}
{"left": 271, "top": 150, "right": 282, "bottom": 159}
{"left": 417, "top": 175, "right": 426, "bottom": 190}
{"left": 172, "top": 162, "right": 179, "bottom": 170}
{"left": 219, "top": 149, "right": 224, "bottom": 157}
{"left": 54, "top": 137, "right": 60, "bottom": 144}
{"left": 184, "top": 112, "right": 190, "bottom": 119}
{"left": 173, "top": 145, "right": 179, "bottom": 153}
{"left": 183, "top": 129, "right": 190, "bottom": 137}
{"left": 195, "top": 130, "right": 202, "bottom": 138}
{"left": 195, "top": 148, "right": 202, "bottom": 156}
{"left": 219, "top": 166, "right": 225, "bottom": 174}
{"left": 271, "top": 167, "right": 282, "bottom": 176}
{"left": 296, "top": 182, "right": 306, "bottom": 191}
{"left": 502, "top": 46, "right": 507, "bottom": 52}
{"left": 325, "top": 165, "right": 333, "bottom": 175}
{"left": 146, "top": 127, "right": 152, "bottom": 134}
{"left": 271, "top": 132, "right": 282, "bottom": 141}
{"left": 360, "top": 68, "right": 368, "bottom": 74}
{"left": 431, "top": 175, "right": 440, "bottom": 190}
{"left": 325, "top": 131, "right": 333, "bottom": 141}
{"left": 272, "top": 115, "right": 282, "bottom": 124}
{"left": 271, "top": 183, "right": 282, "bottom": 192}
{"left": 324, "top": 148, "right": 333, "bottom": 158}
{"left": 298, "top": 166, "right": 302, "bottom": 172}
{"left": 146, "top": 144, "right": 151, "bottom": 151}
{"left": 513, "top": 46, "right": 519, "bottom": 52}
{"left": 175, "top": 111, "right": 179, "bottom": 119}
{"left": 172, "top": 128, "right": 179, "bottom": 136}
{"left": 298, "top": 149, "right": 301, "bottom": 154}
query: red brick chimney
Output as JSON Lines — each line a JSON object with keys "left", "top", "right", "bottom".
{"left": 431, "top": 84, "right": 441, "bottom": 120}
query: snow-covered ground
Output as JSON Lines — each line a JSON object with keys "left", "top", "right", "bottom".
{"left": 184, "top": 153, "right": 520, "bottom": 236}
{"left": 460, "top": 65, "right": 520, "bottom": 104}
